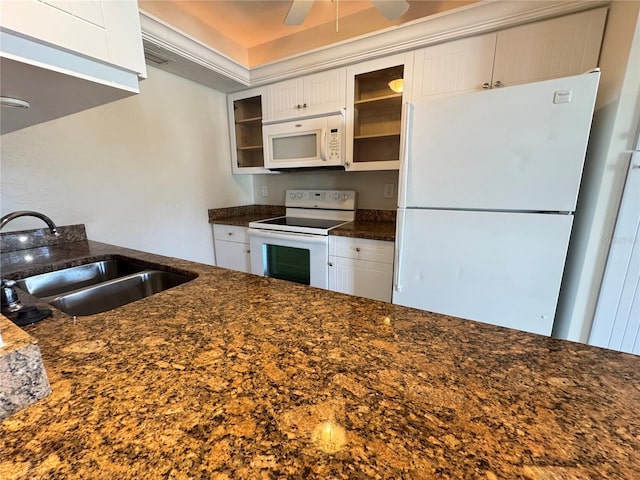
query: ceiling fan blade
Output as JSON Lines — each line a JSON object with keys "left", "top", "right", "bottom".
{"left": 370, "top": 0, "right": 410, "bottom": 21}
{"left": 284, "top": 0, "right": 314, "bottom": 26}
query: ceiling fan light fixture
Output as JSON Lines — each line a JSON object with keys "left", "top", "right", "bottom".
{"left": 388, "top": 78, "right": 404, "bottom": 93}
{"left": 284, "top": 0, "right": 410, "bottom": 26}
{"left": 370, "top": 0, "right": 410, "bottom": 21}
{"left": 0, "top": 96, "right": 30, "bottom": 109}
{"left": 284, "top": 0, "right": 314, "bottom": 25}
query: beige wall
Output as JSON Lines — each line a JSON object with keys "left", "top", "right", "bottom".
{"left": 0, "top": 66, "right": 253, "bottom": 264}
{"left": 253, "top": 170, "right": 399, "bottom": 210}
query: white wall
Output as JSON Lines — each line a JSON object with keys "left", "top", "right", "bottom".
{"left": 554, "top": 1, "right": 640, "bottom": 342}
{"left": 253, "top": 170, "right": 398, "bottom": 210}
{"left": 0, "top": 66, "right": 254, "bottom": 264}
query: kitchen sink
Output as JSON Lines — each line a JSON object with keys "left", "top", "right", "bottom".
{"left": 16, "top": 259, "right": 147, "bottom": 298}
{"left": 16, "top": 258, "right": 196, "bottom": 316}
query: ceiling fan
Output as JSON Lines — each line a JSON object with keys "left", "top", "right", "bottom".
{"left": 284, "top": 0, "right": 410, "bottom": 26}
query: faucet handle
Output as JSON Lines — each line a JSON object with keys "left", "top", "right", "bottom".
{"left": 1, "top": 279, "right": 23, "bottom": 313}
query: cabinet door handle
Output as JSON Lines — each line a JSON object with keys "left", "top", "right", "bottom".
{"left": 493, "top": 80, "right": 503, "bottom": 88}
{"left": 296, "top": 104, "right": 302, "bottom": 109}
{"left": 328, "top": 262, "right": 333, "bottom": 267}
{"left": 246, "top": 249, "right": 250, "bottom": 254}
{"left": 302, "top": 103, "right": 308, "bottom": 108}
{"left": 482, "top": 82, "right": 490, "bottom": 90}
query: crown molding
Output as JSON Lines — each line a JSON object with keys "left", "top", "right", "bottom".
{"left": 140, "top": 0, "right": 609, "bottom": 92}
{"left": 250, "top": 0, "right": 609, "bottom": 85}
{"left": 139, "top": 10, "right": 250, "bottom": 89}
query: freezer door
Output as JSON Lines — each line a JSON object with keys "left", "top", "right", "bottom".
{"left": 393, "top": 209, "right": 573, "bottom": 336}
{"left": 402, "top": 72, "right": 599, "bottom": 212}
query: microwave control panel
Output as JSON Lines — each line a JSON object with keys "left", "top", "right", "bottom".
{"left": 327, "top": 128, "right": 341, "bottom": 161}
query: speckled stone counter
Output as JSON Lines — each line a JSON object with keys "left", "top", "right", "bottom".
{"left": 209, "top": 206, "right": 397, "bottom": 241}
{"left": 0, "top": 316, "right": 51, "bottom": 420}
{"left": 208, "top": 205, "right": 285, "bottom": 227}
{"left": 330, "top": 222, "right": 396, "bottom": 242}
{"left": 1, "top": 239, "right": 639, "bottom": 479}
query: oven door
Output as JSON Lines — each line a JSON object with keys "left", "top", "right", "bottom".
{"left": 248, "top": 228, "right": 328, "bottom": 288}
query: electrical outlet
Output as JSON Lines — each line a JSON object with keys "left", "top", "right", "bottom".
{"left": 383, "top": 183, "right": 395, "bottom": 199}
{"left": 261, "top": 185, "right": 269, "bottom": 197}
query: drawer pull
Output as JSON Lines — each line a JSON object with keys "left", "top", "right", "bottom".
{"left": 228, "top": 232, "right": 233, "bottom": 236}
{"left": 355, "top": 247, "right": 361, "bottom": 252}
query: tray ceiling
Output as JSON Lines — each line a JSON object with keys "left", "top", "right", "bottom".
{"left": 138, "top": 0, "right": 478, "bottom": 67}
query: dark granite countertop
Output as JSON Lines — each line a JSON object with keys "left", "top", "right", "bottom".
{"left": 330, "top": 221, "right": 396, "bottom": 242}
{"left": 208, "top": 206, "right": 396, "bottom": 241}
{"left": 1, "top": 239, "right": 639, "bottom": 479}
{"left": 208, "top": 205, "right": 285, "bottom": 228}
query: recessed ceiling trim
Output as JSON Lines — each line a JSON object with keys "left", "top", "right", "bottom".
{"left": 139, "top": 10, "right": 251, "bottom": 87}
{"left": 139, "top": 1, "right": 608, "bottom": 91}
{"left": 250, "top": 0, "right": 609, "bottom": 85}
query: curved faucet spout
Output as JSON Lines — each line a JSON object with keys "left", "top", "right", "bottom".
{"left": 0, "top": 211, "right": 59, "bottom": 236}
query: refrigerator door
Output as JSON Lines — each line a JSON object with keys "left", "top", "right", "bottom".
{"left": 401, "top": 72, "right": 599, "bottom": 212}
{"left": 393, "top": 208, "right": 573, "bottom": 336}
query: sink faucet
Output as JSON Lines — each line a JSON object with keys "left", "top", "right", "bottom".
{"left": 0, "top": 210, "right": 60, "bottom": 236}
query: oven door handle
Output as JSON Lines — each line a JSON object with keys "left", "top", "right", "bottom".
{"left": 248, "top": 228, "right": 328, "bottom": 244}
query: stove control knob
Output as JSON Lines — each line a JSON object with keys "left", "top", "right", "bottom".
{"left": 332, "top": 192, "right": 340, "bottom": 200}
{"left": 289, "top": 193, "right": 295, "bottom": 199}
{"left": 342, "top": 193, "right": 349, "bottom": 200}
{"left": 296, "top": 192, "right": 303, "bottom": 199}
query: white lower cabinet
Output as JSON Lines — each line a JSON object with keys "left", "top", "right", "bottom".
{"left": 328, "top": 236, "right": 394, "bottom": 302}
{"left": 212, "top": 225, "right": 251, "bottom": 273}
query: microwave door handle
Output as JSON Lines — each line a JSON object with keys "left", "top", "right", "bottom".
{"left": 320, "top": 127, "right": 328, "bottom": 161}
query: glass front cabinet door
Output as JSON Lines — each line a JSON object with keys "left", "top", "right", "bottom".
{"left": 345, "top": 53, "right": 413, "bottom": 171}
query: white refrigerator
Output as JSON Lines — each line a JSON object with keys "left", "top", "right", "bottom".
{"left": 393, "top": 71, "right": 600, "bottom": 336}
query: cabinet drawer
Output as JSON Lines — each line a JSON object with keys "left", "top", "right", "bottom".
{"left": 213, "top": 224, "right": 249, "bottom": 243}
{"left": 329, "top": 236, "right": 394, "bottom": 263}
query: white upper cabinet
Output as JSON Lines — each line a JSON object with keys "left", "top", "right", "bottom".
{"left": 345, "top": 53, "right": 413, "bottom": 172}
{"left": 1, "top": 0, "right": 146, "bottom": 76}
{"left": 264, "top": 68, "right": 346, "bottom": 122}
{"left": 491, "top": 8, "right": 607, "bottom": 88}
{"left": 227, "top": 87, "right": 269, "bottom": 174}
{"left": 226, "top": 7, "right": 607, "bottom": 173}
{"left": 0, "top": 0, "right": 146, "bottom": 134}
{"left": 411, "top": 33, "right": 497, "bottom": 102}
{"left": 411, "top": 8, "right": 606, "bottom": 102}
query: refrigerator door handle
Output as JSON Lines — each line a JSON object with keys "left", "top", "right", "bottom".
{"left": 393, "top": 209, "right": 406, "bottom": 292}
{"left": 397, "top": 102, "right": 412, "bottom": 209}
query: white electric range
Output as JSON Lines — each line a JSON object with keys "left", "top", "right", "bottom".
{"left": 248, "top": 190, "right": 356, "bottom": 288}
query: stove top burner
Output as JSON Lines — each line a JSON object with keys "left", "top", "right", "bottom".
{"left": 248, "top": 216, "right": 352, "bottom": 235}
{"left": 248, "top": 189, "right": 356, "bottom": 235}
{"left": 257, "top": 216, "right": 348, "bottom": 230}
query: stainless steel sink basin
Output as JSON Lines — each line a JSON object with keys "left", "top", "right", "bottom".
{"left": 16, "top": 259, "right": 146, "bottom": 297}
{"left": 16, "top": 258, "right": 196, "bottom": 316}
{"left": 45, "top": 270, "right": 193, "bottom": 316}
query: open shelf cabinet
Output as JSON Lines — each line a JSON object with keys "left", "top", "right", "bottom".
{"left": 228, "top": 89, "right": 267, "bottom": 173}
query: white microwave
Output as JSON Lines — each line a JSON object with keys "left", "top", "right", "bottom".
{"left": 263, "top": 112, "right": 345, "bottom": 170}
